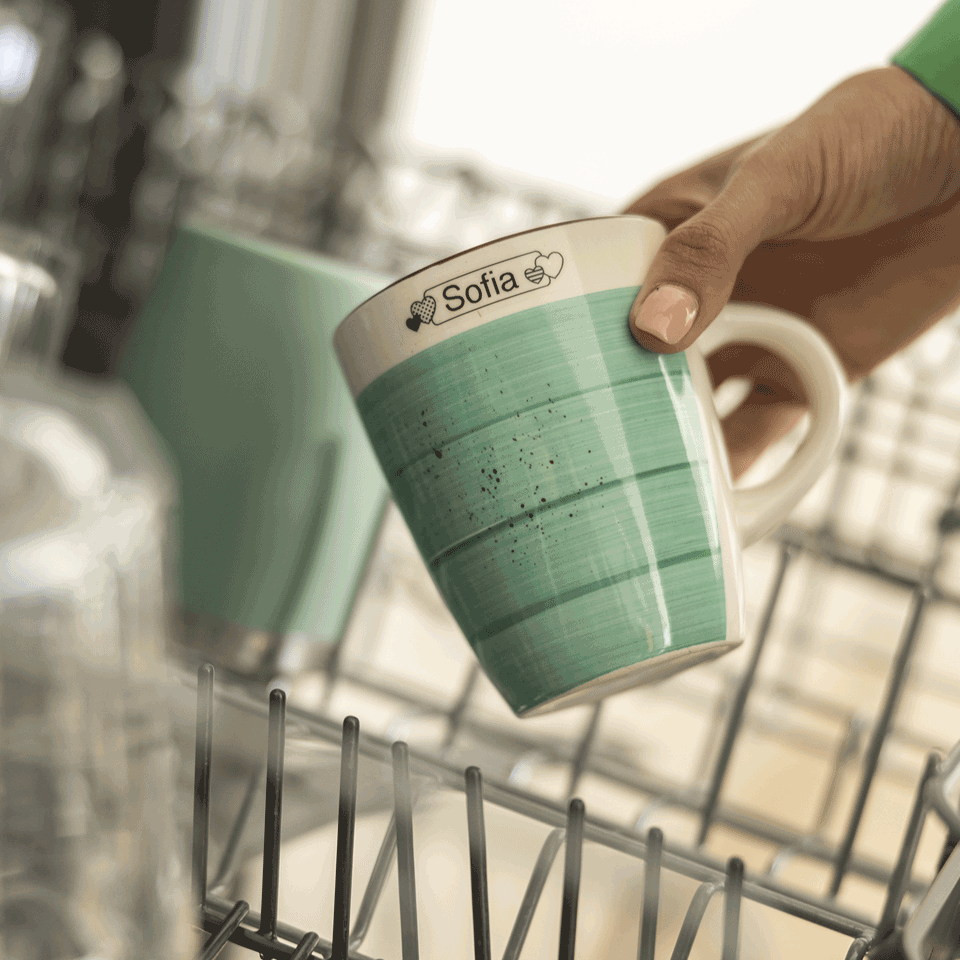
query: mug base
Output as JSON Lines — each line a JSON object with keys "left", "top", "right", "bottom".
{"left": 517, "top": 637, "right": 743, "bottom": 718}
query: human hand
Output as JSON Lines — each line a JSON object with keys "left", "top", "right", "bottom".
{"left": 624, "top": 66, "right": 960, "bottom": 477}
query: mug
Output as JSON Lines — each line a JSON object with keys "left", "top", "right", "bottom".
{"left": 118, "top": 222, "right": 390, "bottom": 677}
{"left": 335, "top": 215, "right": 846, "bottom": 717}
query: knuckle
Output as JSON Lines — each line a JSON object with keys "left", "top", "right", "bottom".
{"left": 665, "top": 218, "right": 737, "bottom": 279}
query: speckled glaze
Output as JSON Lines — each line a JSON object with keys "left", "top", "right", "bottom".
{"left": 355, "top": 287, "right": 727, "bottom": 715}
{"left": 337, "top": 215, "right": 846, "bottom": 716}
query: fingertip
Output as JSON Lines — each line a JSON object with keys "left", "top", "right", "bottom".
{"left": 629, "top": 284, "right": 699, "bottom": 346}
{"left": 628, "top": 316, "right": 688, "bottom": 354}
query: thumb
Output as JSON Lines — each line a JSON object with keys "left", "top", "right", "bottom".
{"left": 628, "top": 145, "right": 809, "bottom": 353}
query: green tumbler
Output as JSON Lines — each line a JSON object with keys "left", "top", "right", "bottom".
{"left": 119, "top": 221, "right": 390, "bottom": 679}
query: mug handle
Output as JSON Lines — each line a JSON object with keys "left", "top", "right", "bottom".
{"left": 695, "top": 303, "right": 847, "bottom": 547}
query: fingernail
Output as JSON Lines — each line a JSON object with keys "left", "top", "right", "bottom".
{"left": 631, "top": 284, "right": 698, "bottom": 344}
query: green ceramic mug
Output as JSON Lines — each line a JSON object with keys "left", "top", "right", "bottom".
{"left": 119, "top": 222, "right": 390, "bottom": 675}
{"left": 335, "top": 215, "right": 846, "bottom": 716}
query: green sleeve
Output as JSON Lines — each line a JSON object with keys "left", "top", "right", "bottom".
{"left": 893, "top": 0, "right": 960, "bottom": 119}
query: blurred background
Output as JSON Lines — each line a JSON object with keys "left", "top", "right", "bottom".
{"left": 0, "top": 0, "right": 939, "bottom": 377}
{"left": 4, "top": 2, "right": 960, "bottom": 959}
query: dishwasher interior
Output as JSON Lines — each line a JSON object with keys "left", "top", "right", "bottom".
{"left": 171, "top": 307, "right": 960, "bottom": 960}
{"left": 0, "top": 4, "right": 956, "bottom": 957}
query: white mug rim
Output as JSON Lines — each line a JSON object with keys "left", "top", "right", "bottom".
{"left": 335, "top": 215, "right": 672, "bottom": 399}
{"left": 342, "top": 214, "right": 651, "bottom": 316}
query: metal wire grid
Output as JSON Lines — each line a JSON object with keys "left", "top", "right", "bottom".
{"left": 184, "top": 663, "right": 960, "bottom": 960}
{"left": 180, "top": 317, "right": 960, "bottom": 959}
{"left": 189, "top": 664, "right": 761, "bottom": 960}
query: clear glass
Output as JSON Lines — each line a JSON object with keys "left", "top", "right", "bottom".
{"left": 0, "top": 222, "right": 80, "bottom": 369}
{"left": 0, "top": 1, "right": 70, "bottom": 217}
{"left": 0, "top": 221, "right": 192, "bottom": 959}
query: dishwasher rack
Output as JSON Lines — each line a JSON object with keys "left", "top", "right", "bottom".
{"left": 185, "top": 669, "right": 960, "bottom": 960}
{"left": 180, "top": 315, "right": 960, "bottom": 960}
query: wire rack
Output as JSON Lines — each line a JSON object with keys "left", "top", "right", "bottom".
{"left": 174, "top": 313, "right": 960, "bottom": 960}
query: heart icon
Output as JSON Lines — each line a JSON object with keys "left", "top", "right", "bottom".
{"left": 410, "top": 295, "right": 437, "bottom": 325}
{"left": 406, "top": 316, "right": 421, "bottom": 332}
{"left": 524, "top": 265, "right": 545, "bottom": 284}
{"left": 535, "top": 252, "right": 563, "bottom": 279}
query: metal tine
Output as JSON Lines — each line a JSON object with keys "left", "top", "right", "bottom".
{"left": 355, "top": 781, "right": 444, "bottom": 949}
{"left": 777, "top": 544, "right": 829, "bottom": 678}
{"left": 443, "top": 662, "right": 481, "bottom": 749}
{"left": 876, "top": 753, "right": 940, "bottom": 941}
{"left": 393, "top": 742, "right": 421, "bottom": 960}
{"left": 502, "top": 827, "right": 565, "bottom": 960}
{"left": 290, "top": 931, "right": 322, "bottom": 960}
{"left": 637, "top": 828, "right": 663, "bottom": 960}
{"left": 567, "top": 702, "right": 603, "bottom": 798}
{"left": 931, "top": 740, "right": 960, "bottom": 835}
{"left": 635, "top": 796, "right": 686, "bottom": 834}
{"left": 198, "top": 899, "right": 249, "bottom": 960}
{"left": 765, "top": 845, "right": 802, "bottom": 880}
{"left": 722, "top": 858, "right": 744, "bottom": 960}
{"left": 843, "top": 937, "right": 872, "bottom": 960}
{"left": 693, "top": 690, "right": 732, "bottom": 783}
{"left": 699, "top": 544, "right": 794, "bottom": 847}
{"left": 466, "top": 766, "right": 492, "bottom": 960}
{"left": 812, "top": 717, "right": 866, "bottom": 835}
{"left": 559, "top": 798, "right": 585, "bottom": 960}
{"left": 668, "top": 881, "right": 722, "bottom": 960}
{"left": 211, "top": 762, "right": 265, "bottom": 896}
{"left": 938, "top": 827, "right": 959, "bottom": 876}
{"left": 350, "top": 815, "right": 398, "bottom": 951}
{"left": 193, "top": 663, "right": 215, "bottom": 915}
{"left": 258, "top": 688, "right": 287, "bottom": 943}
{"left": 199, "top": 893, "right": 389, "bottom": 960}
{"left": 829, "top": 586, "right": 930, "bottom": 896}
{"left": 333, "top": 717, "right": 361, "bottom": 960}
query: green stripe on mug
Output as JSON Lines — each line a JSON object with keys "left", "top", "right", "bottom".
{"left": 337, "top": 215, "right": 846, "bottom": 716}
{"left": 356, "top": 287, "right": 726, "bottom": 714}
